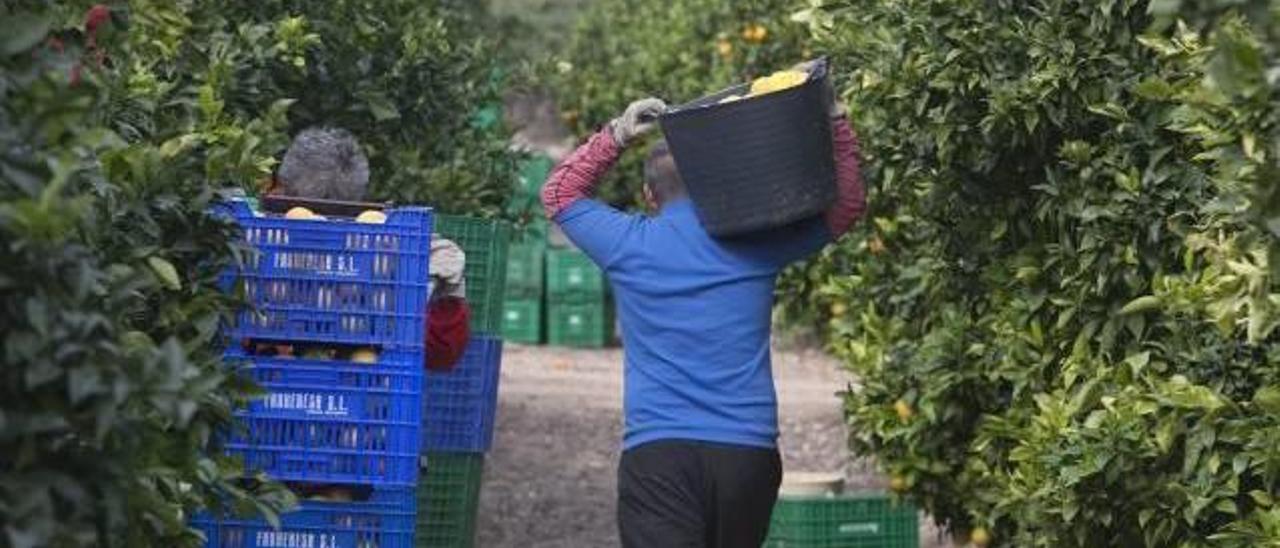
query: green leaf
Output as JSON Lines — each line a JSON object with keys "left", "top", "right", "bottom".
{"left": 1146, "top": 0, "right": 1182, "bottom": 16}
{"left": 147, "top": 257, "right": 182, "bottom": 291}
{"left": 360, "top": 91, "right": 401, "bottom": 122}
{"left": 1253, "top": 386, "right": 1280, "bottom": 414}
{"left": 1124, "top": 351, "right": 1151, "bottom": 373}
{"left": 0, "top": 13, "right": 50, "bottom": 56}
{"left": 1119, "top": 296, "right": 1162, "bottom": 315}
{"left": 67, "top": 365, "right": 102, "bottom": 405}
{"left": 1250, "top": 490, "right": 1273, "bottom": 508}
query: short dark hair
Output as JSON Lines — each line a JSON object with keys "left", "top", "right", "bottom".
{"left": 644, "top": 140, "right": 685, "bottom": 205}
{"left": 277, "top": 127, "right": 369, "bottom": 201}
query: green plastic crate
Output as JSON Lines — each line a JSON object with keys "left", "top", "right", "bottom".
{"left": 506, "top": 242, "right": 545, "bottom": 298}
{"left": 512, "top": 215, "right": 548, "bottom": 245}
{"left": 547, "top": 298, "right": 612, "bottom": 348}
{"left": 505, "top": 191, "right": 543, "bottom": 220}
{"left": 765, "top": 493, "right": 918, "bottom": 548}
{"left": 434, "top": 215, "right": 512, "bottom": 333}
{"left": 507, "top": 155, "right": 556, "bottom": 217}
{"left": 518, "top": 154, "right": 555, "bottom": 196}
{"left": 416, "top": 453, "right": 485, "bottom": 548}
{"left": 502, "top": 298, "right": 542, "bottom": 344}
{"left": 470, "top": 103, "right": 502, "bottom": 131}
{"left": 546, "top": 248, "right": 605, "bottom": 301}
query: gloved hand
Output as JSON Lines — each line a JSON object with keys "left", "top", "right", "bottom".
{"left": 610, "top": 97, "right": 667, "bottom": 148}
{"left": 789, "top": 60, "right": 845, "bottom": 119}
{"left": 429, "top": 236, "right": 466, "bottom": 300}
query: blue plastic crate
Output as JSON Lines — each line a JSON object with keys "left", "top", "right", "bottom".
{"left": 421, "top": 335, "right": 503, "bottom": 452}
{"left": 193, "top": 487, "right": 415, "bottom": 548}
{"left": 217, "top": 199, "right": 433, "bottom": 351}
{"left": 223, "top": 348, "right": 422, "bottom": 487}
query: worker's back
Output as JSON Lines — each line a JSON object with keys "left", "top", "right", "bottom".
{"left": 556, "top": 197, "right": 829, "bottom": 450}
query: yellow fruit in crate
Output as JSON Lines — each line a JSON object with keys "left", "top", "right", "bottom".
{"left": 355, "top": 210, "right": 387, "bottom": 224}
{"left": 351, "top": 348, "right": 379, "bottom": 364}
{"left": 749, "top": 70, "right": 808, "bottom": 96}
{"left": 285, "top": 206, "right": 316, "bottom": 220}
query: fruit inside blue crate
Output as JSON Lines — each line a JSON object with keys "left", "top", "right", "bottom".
{"left": 284, "top": 206, "right": 324, "bottom": 220}
{"left": 351, "top": 348, "right": 379, "bottom": 363}
{"left": 356, "top": 209, "right": 387, "bottom": 224}
{"left": 247, "top": 341, "right": 389, "bottom": 364}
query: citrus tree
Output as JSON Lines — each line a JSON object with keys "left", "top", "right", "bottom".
{"left": 224, "top": 0, "right": 521, "bottom": 215}
{"left": 1, "top": 1, "right": 519, "bottom": 545}
{"left": 784, "top": 0, "right": 1280, "bottom": 545}
{"left": 550, "top": 0, "right": 810, "bottom": 207}
{"left": 1, "top": 3, "right": 295, "bottom": 546}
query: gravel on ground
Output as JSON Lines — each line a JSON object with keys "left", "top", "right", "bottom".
{"left": 475, "top": 342, "right": 950, "bottom": 548}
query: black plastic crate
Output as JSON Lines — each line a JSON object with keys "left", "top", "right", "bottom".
{"left": 658, "top": 60, "right": 836, "bottom": 237}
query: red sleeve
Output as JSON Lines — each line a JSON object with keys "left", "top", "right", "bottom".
{"left": 426, "top": 297, "right": 471, "bottom": 371}
{"left": 541, "top": 128, "right": 622, "bottom": 219}
{"left": 825, "top": 117, "right": 867, "bottom": 237}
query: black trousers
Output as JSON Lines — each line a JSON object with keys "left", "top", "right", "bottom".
{"left": 617, "top": 440, "right": 782, "bottom": 548}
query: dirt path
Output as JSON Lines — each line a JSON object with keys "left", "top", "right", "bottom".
{"left": 475, "top": 342, "right": 947, "bottom": 547}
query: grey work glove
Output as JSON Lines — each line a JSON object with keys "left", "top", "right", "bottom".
{"left": 610, "top": 98, "right": 667, "bottom": 148}
{"left": 429, "top": 235, "right": 466, "bottom": 300}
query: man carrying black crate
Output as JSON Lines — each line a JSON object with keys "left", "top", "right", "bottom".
{"left": 267, "top": 127, "right": 471, "bottom": 369}
{"left": 542, "top": 71, "right": 866, "bottom": 547}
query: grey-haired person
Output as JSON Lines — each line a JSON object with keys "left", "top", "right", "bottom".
{"left": 269, "top": 127, "right": 471, "bottom": 369}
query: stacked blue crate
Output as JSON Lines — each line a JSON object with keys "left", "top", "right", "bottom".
{"left": 416, "top": 332, "right": 504, "bottom": 548}
{"left": 417, "top": 215, "right": 511, "bottom": 547}
{"left": 421, "top": 335, "right": 504, "bottom": 452}
{"left": 194, "top": 199, "right": 432, "bottom": 547}
{"left": 196, "top": 489, "right": 416, "bottom": 548}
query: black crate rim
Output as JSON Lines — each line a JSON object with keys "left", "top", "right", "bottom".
{"left": 657, "top": 58, "right": 837, "bottom": 238}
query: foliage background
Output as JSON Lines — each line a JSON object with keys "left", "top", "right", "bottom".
{"left": 10, "top": 0, "right": 1280, "bottom": 545}
{"left": 777, "top": 0, "right": 1280, "bottom": 545}
{"left": 551, "top": 0, "right": 1280, "bottom": 544}
{"left": 229, "top": 0, "right": 521, "bottom": 215}
{"left": 0, "top": 0, "right": 519, "bottom": 546}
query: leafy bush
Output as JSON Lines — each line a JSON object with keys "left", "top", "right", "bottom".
{"left": 785, "top": 0, "right": 1280, "bottom": 545}
{"left": 550, "top": 0, "right": 809, "bottom": 207}
{"left": 1, "top": 0, "right": 518, "bottom": 545}
{"left": 1, "top": 4, "right": 294, "bottom": 547}
{"left": 223, "top": 0, "right": 522, "bottom": 215}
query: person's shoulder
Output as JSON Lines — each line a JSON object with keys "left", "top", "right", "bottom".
{"left": 559, "top": 198, "right": 627, "bottom": 219}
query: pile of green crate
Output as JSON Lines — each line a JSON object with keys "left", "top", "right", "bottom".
{"left": 434, "top": 215, "right": 512, "bottom": 333}
{"left": 500, "top": 153, "right": 615, "bottom": 348}
{"left": 422, "top": 215, "right": 511, "bottom": 548}
{"left": 416, "top": 453, "right": 486, "bottom": 548}
{"left": 502, "top": 237, "right": 544, "bottom": 344}
{"left": 764, "top": 493, "right": 918, "bottom": 548}
{"left": 501, "top": 154, "right": 553, "bottom": 344}
{"left": 545, "top": 248, "right": 611, "bottom": 348}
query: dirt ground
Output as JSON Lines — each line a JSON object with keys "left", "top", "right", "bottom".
{"left": 475, "top": 342, "right": 950, "bottom": 548}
